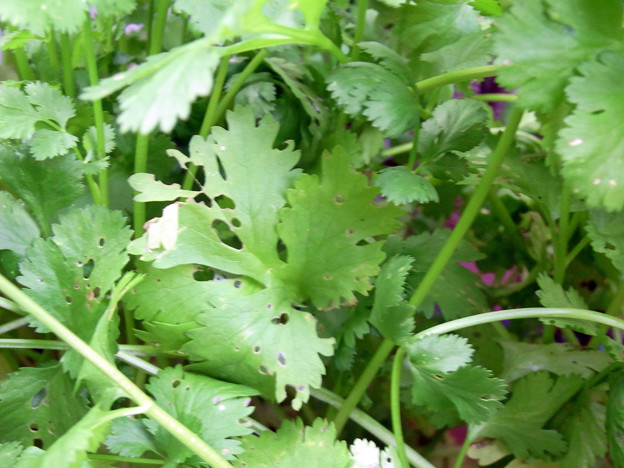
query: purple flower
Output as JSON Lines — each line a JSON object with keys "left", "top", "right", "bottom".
{"left": 124, "top": 23, "right": 144, "bottom": 35}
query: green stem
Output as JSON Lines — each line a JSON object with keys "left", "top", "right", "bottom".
{"left": 182, "top": 49, "right": 268, "bottom": 190}
{"left": 312, "top": 387, "right": 435, "bottom": 468}
{"left": 414, "top": 307, "right": 624, "bottom": 339}
{"left": 0, "top": 317, "right": 29, "bottom": 335}
{"left": 407, "top": 113, "right": 421, "bottom": 171}
{"left": 471, "top": 93, "right": 518, "bottom": 103}
{"left": 350, "top": 0, "right": 368, "bottom": 60}
{"left": 133, "top": 133, "right": 150, "bottom": 236}
{"left": 12, "top": 47, "right": 35, "bottom": 80}
{"left": 453, "top": 431, "right": 472, "bottom": 468}
{"left": 45, "top": 31, "right": 61, "bottom": 81}
{"left": 415, "top": 65, "right": 500, "bottom": 93}
{"left": 82, "top": 13, "right": 108, "bottom": 206}
{"left": 333, "top": 107, "right": 523, "bottom": 436}
{"left": 0, "top": 273, "right": 233, "bottom": 468}
{"left": 565, "top": 235, "right": 590, "bottom": 267}
{"left": 149, "top": 0, "right": 171, "bottom": 56}
{"left": 488, "top": 191, "right": 525, "bottom": 255}
{"left": 200, "top": 56, "right": 231, "bottom": 138}
{"left": 88, "top": 454, "right": 164, "bottom": 465}
{"left": 73, "top": 146, "right": 102, "bottom": 204}
{"left": 0, "top": 338, "right": 157, "bottom": 355}
{"left": 554, "top": 184, "right": 572, "bottom": 284}
{"left": 60, "top": 33, "right": 76, "bottom": 98}
{"left": 391, "top": 348, "right": 409, "bottom": 468}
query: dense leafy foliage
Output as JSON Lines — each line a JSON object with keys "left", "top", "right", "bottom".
{"left": 1, "top": 1, "right": 623, "bottom": 467}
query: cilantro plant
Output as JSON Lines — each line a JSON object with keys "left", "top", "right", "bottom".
{"left": 1, "top": 1, "right": 624, "bottom": 467}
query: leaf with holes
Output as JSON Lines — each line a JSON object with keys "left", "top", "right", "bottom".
{"left": 106, "top": 366, "right": 257, "bottom": 464}
{"left": 0, "top": 364, "right": 89, "bottom": 448}
{"left": 234, "top": 419, "right": 351, "bottom": 468}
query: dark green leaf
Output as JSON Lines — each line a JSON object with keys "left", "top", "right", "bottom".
{"left": 376, "top": 166, "right": 439, "bottom": 205}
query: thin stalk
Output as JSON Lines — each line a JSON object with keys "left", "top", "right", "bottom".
{"left": 565, "top": 235, "right": 590, "bottom": 268}
{"left": 312, "top": 387, "right": 435, "bottom": 468}
{"left": 415, "top": 65, "right": 500, "bottom": 93}
{"left": 588, "top": 281, "right": 624, "bottom": 348}
{"left": 333, "top": 108, "right": 523, "bottom": 435}
{"left": 488, "top": 191, "right": 525, "bottom": 254}
{"left": 12, "top": 47, "right": 36, "bottom": 80}
{"left": 133, "top": 133, "right": 150, "bottom": 236}
{"left": 453, "top": 432, "right": 472, "bottom": 468}
{"left": 391, "top": 348, "right": 409, "bottom": 468}
{"left": 406, "top": 113, "right": 421, "bottom": 171}
{"left": 0, "top": 273, "right": 233, "bottom": 468}
{"left": 82, "top": 13, "right": 108, "bottom": 206}
{"left": 73, "top": 145, "right": 102, "bottom": 204}
{"left": 60, "top": 33, "right": 76, "bottom": 98}
{"left": 45, "top": 31, "right": 61, "bottom": 82}
{"left": 414, "top": 307, "right": 624, "bottom": 339}
{"left": 471, "top": 93, "right": 518, "bottom": 103}
{"left": 149, "top": 0, "right": 171, "bottom": 55}
{"left": 199, "top": 56, "right": 231, "bottom": 138}
{"left": 0, "top": 338, "right": 157, "bottom": 355}
{"left": 182, "top": 50, "right": 268, "bottom": 190}
{"left": 0, "top": 317, "right": 29, "bottom": 335}
{"left": 0, "top": 297, "right": 21, "bottom": 314}
{"left": 350, "top": 0, "right": 368, "bottom": 60}
{"left": 383, "top": 142, "right": 413, "bottom": 158}
{"left": 88, "top": 454, "right": 164, "bottom": 465}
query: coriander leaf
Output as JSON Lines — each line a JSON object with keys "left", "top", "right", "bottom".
{"left": 0, "top": 442, "right": 23, "bottom": 465}
{"left": 18, "top": 206, "right": 131, "bottom": 398}
{"left": 369, "top": 255, "right": 415, "bottom": 344}
{"left": 385, "top": 231, "right": 488, "bottom": 319}
{"left": 418, "top": 99, "right": 489, "bottom": 163}
{"left": 421, "top": 31, "right": 493, "bottom": 72}
{"left": 559, "top": 391, "right": 607, "bottom": 468}
{"left": 327, "top": 62, "right": 419, "bottom": 137}
{"left": 276, "top": 146, "right": 402, "bottom": 309}
{"left": 350, "top": 439, "right": 399, "bottom": 468}
{"left": 557, "top": 53, "right": 624, "bottom": 211}
{"left": 493, "top": 0, "right": 623, "bottom": 112}
{"left": 31, "top": 405, "right": 114, "bottom": 468}
{"left": 405, "top": 335, "right": 506, "bottom": 424}
{"left": 81, "top": 41, "right": 220, "bottom": 134}
{"left": 232, "top": 74, "right": 277, "bottom": 118}
{"left": 587, "top": 208, "right": 624, "bottom": 275}
{"left": 183, "top": 279, "right": 334, "bottom": 410}
{"left": 375, "top": 167, "right": 439, "bottom": 205}
{"left": 107, "top": 367, "right": 256, "bottom": 464}
{"left": 82, "top": 124, "right": 116, "bottom": 158}
{"left": 0, "top": 82, "right": 77, "bottom": 160}
{"left": 607, "top": 370, "right": 624, "bottom": 467}
{"left": 474, "top": 373, "right": 583, "bottom": 460}
{"left": 0, "top": 192, "right": 40, "bottom": 256}
{"left": 0, "top": 364, "right": 89, "bottom": 448}
{"left": 536, "top": 274, "right": 599, "bottom": 335}
{"left": 128, "top": 173, "right": 198, "bottom": 202}
{"left": 469, "top": 0, "right": 502, "bottom": 16}
{"left": 0, "top": 30, "right": 42, "bottom": 50}
{"left": 358, "top": 41, "right": 413, "bottom": 84}
{"left": 0, "top": 143, "right": 84, "bottom": 231}
{"left": 0, "top": 0, "right": 85, "bottom": 35}
{"left": 234, "top": 419, "right": 351, "bottom": 468}
{"left": 500, "top": 342, "right": 613, "bottom": 383}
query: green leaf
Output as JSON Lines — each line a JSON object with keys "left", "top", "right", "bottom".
{"left": 493, "top": 0, "right": 623, "bottom": 112}
{"left": 0, "top": 442, "right": 24, "bottom": 465}
{"left": 421, "top": 31, "right": 493, "bottom": 72}
{"left": 376, "top": 167, "right": 439, "bottom": 205}
{"left": 0, "top": 364, "right": 89, "bottom": 448}
{"left": 29, "top": 406, "right": 114, "bottom": 468}
{"left": 0, "top": 192, "right": 40, "bottom": 256}
{"left": 17, "top": 206, "right": 131, "bottom": 396}
{"left": 500, "top": 342, "right": 613, "bottom": 383}
{"left": 107, "top": 367, "right": 256, "bottom": 464}
{"left": 405, "top": 335, "right": 506, "bottom": 424}
{"left": 607, "top": 370, "right": 624, "bottom": 467}
{"left": 0, "top": 82, "right": 77, "bottom": 160}
{"left": 587, "top": 209, "right": 624, "bottom": 275}
{"left": 129, "top": 173, "right": 198, "bottom": 202}
{"left": 0, "top": 30, "right": 42, "bottom": 50}
{"left": 81, "top": 42, "right": 220, "bottom": 134}
{"left": 327, "top": 62, "right": 419, "bottom": 137}
{"left": 385, "top": 231, "right": 488, "bottom": 319}
{"left": 358, "top": 41, "right": 414, "bottom": 84}
{"left": 369, "top": 255, "right": 415, "bottom": 344}
{"left": 183, "top": 280, "right": 334, "bottom": 410}
{"left": 419, "top": 99, "right": 489, "bottom": 163}
{"left": 469, "top": 0, "right": 502, "bottom": 16}
{"left": 557, "top": 53, "right": 624, "bottom": 211}
{"left": 474, "top": 372, "right": 583, "bottom": 460}
{"left": 234, "top": 419, "right": 351, "bottom": 468}
{"left": 232, "top": 75, "right": 276, "bottom": 118}
{"left": 536, "top": 274, "right": 599, "bottom": 335}
{"left": 559, "top": 391, "right": 607, "bottom": 468}
{"left": 0, "top": 143, "right": 84, "bottom": 231}
{"left": 0, "top": 0, "right": 86, "bottom": 35}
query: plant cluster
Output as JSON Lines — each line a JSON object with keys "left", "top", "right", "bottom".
{"left": 0, "top": 1, "right": 623, "bottom": 467}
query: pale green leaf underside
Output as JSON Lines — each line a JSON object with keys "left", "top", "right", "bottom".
{"left": 376, "top": 167, "right": 439, "bottom": 205}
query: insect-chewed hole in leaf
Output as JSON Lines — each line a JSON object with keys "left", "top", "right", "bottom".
{"left": 193, "top": 268, "right": 214, "bottom": 282}
{"left": 214, "top": 194, "right": 235, "bottom": 209}
{"left": 211, "top": 219, "right": 242, "bottom": 249}
{"left": 76, "top": 261, "right": 83, "bottom": 267}
{"left": 231, "top": 218, "right": 241, "bottom": 228}
{"left": 434, "top": 374, "right": 445, "bottom": 380}
{"left": 234, "top": 280, "right": 242, "bottom": 288}
{"left": 29, "top": 423, "right": 39, "bottom": 432}
{"left": 31, "top": 388, "right": 47, "bottom": 408}
{"left": 253, "top": 345, "right": 262, "bottom": 354}
{"left": 259, "top": 365, "right": 269, "bottom": 375}
{"left": 33, "top": 438, "right": 43, "bottom": 449}
{"left": 346, "top": 227, "right": 355, "bottom": 237}
{"left": 234, "top": 346, "right": 240, "bottom": 352}
{"left": 323, "top": 274, "right": 332, "bottom": 280}
{"left": 276, "top": 239, "right": 287, "bottom": 262}
{"left": 216, "top": 156, "right": 227, "bottom": 180}
{"left": 65, "top": 296, "right": 72, "bottom": 304}
{"left": 333, "top": 193, "right": 346, "bottom": 204}
{"left": 277, "top": 352, "right": 287, "bottom": 367}
{"left": 480, "top": 394, "right": 495, "bottom": 401}
{"left": 82, "top": 259, "right": 95, "bottom": 279}
{"left": 98, "top": 237, "right": 105, "bottom": 247}
{"left": 271, "top": 313, "right": 289, "bottom": 325}
{"left": 297, "top": 385, "right": 306, "bottom": 392}
{"left": 172, "top": 379, "right": 181, "bottom": 389}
